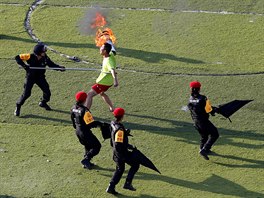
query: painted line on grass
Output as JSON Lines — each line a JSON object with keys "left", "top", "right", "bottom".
{"left": 57, "top": 5, "right": 264, "bottom": 16}
{"left": 116, "top": 69, "right": 264, "bottom": 77}
{"left": 8, "top": 0, "right": 264, "bottom": 76}
{"left": 2, "top": 2, "right": 263, "bottom": 16}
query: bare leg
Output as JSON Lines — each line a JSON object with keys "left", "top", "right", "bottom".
{"left": 85, "top": 89, "right": 97, "bottom": 110}
{"left": 100, "top": 92, "right": 114, "bottom": 111}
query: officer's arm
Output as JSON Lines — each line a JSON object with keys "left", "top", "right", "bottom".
{"left": 114, "top": 130, "right": 126, "bottom": 160}
{"left": 205, "top": 99, "right": 213, "bottom": 113}
{"left": 46, "top": 56, "right": 65, "bottom": 71}
{"left": 87, "top": 120, "right": 103, "bottom": 129}
{"left": 127, "top": 144, "right": 135, "bottom": 150}
{"left": 205, "top": 99, "right": 218, "bottom": 116}
{"left": 205, "top": 99, "right": 212, "bottom": 113}
{"left": 187, "top": 103, "right": 193, "bottom": 110}
{"left": 83, "top": 110, "right": 95, "bottom": 128}
{"left": 15, "top": 54, "right": 30, "bottom": 70}
{"left": 70, "top": 111, "right": 76, "bottom": 129}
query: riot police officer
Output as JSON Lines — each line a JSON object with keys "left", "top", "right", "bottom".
{"left": 187, "top": 81, "right": 219, "bottom": 160}
{"left": 106, "top": 108, "right": 139, "bottom": 195}
{"left": 71, "top": 91, "right": 102, "bottom": 169}
{"left": 14, "top": 43, "right": 65, "bottom": 116}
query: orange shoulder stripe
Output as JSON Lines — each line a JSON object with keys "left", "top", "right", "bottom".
{"left": 19, "top": 54, "right": 31, "bottom": 61}
{"left": 114, "top": 130, "right": 124, "bottom": 143}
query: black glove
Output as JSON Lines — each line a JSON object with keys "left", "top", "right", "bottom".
{"left": 126, "top": 129, "right": 133, "bottom": 136}
{"left": 210, "top": 106, "right": 219, "bottom": 116}
{"left": 127, "top": 144, "right": 135, "bottom": 150}
{"left": 214, "top": 107, "right": 219, "bottom": 113}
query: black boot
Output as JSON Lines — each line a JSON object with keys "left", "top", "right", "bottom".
{"left": 14, "top": 104, "right": 21, "bottom": 116}
{"left": 204, "top": 149, "right": 212, "bottom": 154}
{"left": 39, "top": 101, "right": 52, "bottom": 110}
{"left": 106, "top": 183, "right": 118, "bottom": 195}
{"left": 81, "top": 158, "right": 94, "bottom": 170}
{"left": 199, "top": 149, "right": 209, "bottom": 160}
{"left": 123, "top": 181, "right": 136, "bottom": 191}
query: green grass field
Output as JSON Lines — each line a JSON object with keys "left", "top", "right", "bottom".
{"left": 0, "top": 0, "right": 263, "bottom": 197}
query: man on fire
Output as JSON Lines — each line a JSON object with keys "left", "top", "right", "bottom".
{"left": 95, "top": 28, "right": 116, "bottom": 55}
{"left": 85, "top": 42, "right": 118, "bottom": 112}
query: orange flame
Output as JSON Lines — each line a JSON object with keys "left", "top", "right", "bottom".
{"left": 95, "top": 28, "right": 116, "bottom": 47}
{"left": 91, "top": 12, "right": 107, "bottom": 29}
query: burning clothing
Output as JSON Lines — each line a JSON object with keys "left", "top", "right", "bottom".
{"left": 95, "top": 28, "right": 116, "bottom": 48}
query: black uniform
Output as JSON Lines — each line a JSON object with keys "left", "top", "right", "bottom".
{"left": 70, "top": 103, "right": 102, "bottom": 165}
{"left": 109, "top": 121, "right": 139, "bottom": 188}
{"left": 15, "top": 53, "right": 63, "bottom": 106}
{"left": 188, "top": 94, "right": 219, "bottom": 152}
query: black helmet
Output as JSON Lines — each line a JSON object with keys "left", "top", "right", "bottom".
{"left": 33, "top": 44, "right": 47, "bottom": 55}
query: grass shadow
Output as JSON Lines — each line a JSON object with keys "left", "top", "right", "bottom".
{"left": 21, "top": 114, "right": 72, "bottom": 124}
{"left": 118, "top": 48, "right": 205, "bottom": 64}
{"left": 45, "top": 108, "right": 110, "bottom": 123}
{"left": 137, "top": 173, "right": 264, "bottom": 198}
{"left": 99, "top": 171, "right": 263, "bottom": 197}
{"left": 92, "top": 165, "right": 115, "bottom": 172}
{"left": 125, "top": 113, "right": 264, "bottom": 150}
{"left": 213, "top": 153, "right": 264, "bottom": 168}
{"left": 51, "top": 108, "right": 71, "bottom": 115}
{"left": 19, "top": 113, "right": 108, "bottom": 126}
{"left": 0, "top": 34, "right": 35, "bottom": 44}
{"left": 1, "top": 34, "right": 205, "bottom": 64}
{"left": 114, "top": 194, "right": 164, "bottom": 198}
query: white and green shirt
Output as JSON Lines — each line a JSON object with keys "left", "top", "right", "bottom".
{"left": 96, "top": 53, "right": 116, "bottom": 86}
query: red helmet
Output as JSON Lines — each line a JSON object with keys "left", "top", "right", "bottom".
{"left": 75, "top": 91, "right": 87, "bottom": 102}
{"left": 190, "top": 81, "right": 201, "bottom": 88}
{"left": 113, "top": 107, "right": 125, "bottom": 117}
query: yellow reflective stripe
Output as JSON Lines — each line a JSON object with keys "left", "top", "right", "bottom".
{"left": 205, "top": 99, "right": 213, "bottom": 113}
{"left": 114, "top": 130, "right": 124, "bottom": 143}
{"left": 83, "top": 111, "right": 94, "bottom": 125}
{"left": 19, "top": 54, "right": 31, "bottom": 61}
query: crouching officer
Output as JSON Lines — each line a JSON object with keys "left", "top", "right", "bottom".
{"left": 71, "top": 91, "right": 103, "bottom": 169}
{"left": 14, "top": 43, "right": 65, "bottom": 116}
{"left": 106, "top": 108, "right": 140, "bottom": 195}
{"left": 187, "top": 81, "right": 219, "bottom": 160}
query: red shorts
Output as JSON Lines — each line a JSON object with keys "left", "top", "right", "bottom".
{"left": 92, "top": 84, "right": 112, "bottom": 94}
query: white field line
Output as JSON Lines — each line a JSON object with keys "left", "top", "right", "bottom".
{"left": 1, "top": 2, "right": 263, "bottom": 16}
